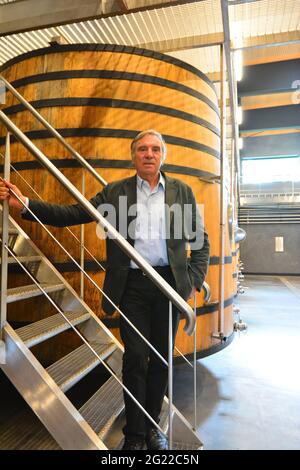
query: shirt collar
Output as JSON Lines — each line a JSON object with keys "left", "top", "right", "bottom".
{"left": 137, "top": 172, "right": 165, "bottom": 191}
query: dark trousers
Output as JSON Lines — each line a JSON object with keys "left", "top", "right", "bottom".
{"left": 119, "top": 266, "right": 179, "bottom": 439}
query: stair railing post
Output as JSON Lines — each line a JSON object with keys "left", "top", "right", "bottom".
{"left": 193, "top": 293, "right": 197, "bottom": 430}
{"left": 0, "top": 132, "right": 10, "bottom": 364}
{"left": 168, "top": 300, "right": 173, "bottom": 450}
{"left": 80, "top": 170, "right": 85, "bottom": 299}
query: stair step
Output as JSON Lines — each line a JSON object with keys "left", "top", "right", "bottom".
{"left": 6, "top": 283, "right": 65, "bottom": 303}
{"left": 80, "top": 376, "right": 124, "bottom": 440}
{"left": 0, "top": 408, "right": 60, "bottom": 450}
{"left": 157, "top": 409, "right": 203, "bottom": 450}
{"left": 47, "top": 341, "right": 117, "bottom": 392}
{"left": 0, "top": 227, "right": 19, "bottom": 236}
{"left": 16, "top": 311, "right": 90, "bottom": 348}
{"left": 1, "top": 255, "right": 42, "bottom": 264}
{"left": 0, "top": 227, "right": 20, "bottom": 249}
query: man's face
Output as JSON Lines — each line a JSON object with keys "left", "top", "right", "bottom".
{"left": 133, "top": 134, "right": 163, "bottom": 179}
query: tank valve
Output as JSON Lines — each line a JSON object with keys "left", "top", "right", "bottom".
{"left": 234, "top": 320, "right": 247, "bottom": 332}
{"left": 211, "top": 332, "right": 227, "bottom": 342}
{"left": 237, "top": 283, "right": 248, "bottom": 295}
{"left": 233, "top": 305, "right": 240, "bottom": 314}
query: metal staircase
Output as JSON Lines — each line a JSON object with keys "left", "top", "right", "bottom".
{"left": 0, "top": 77, "right": 203, "bottom": 450}
{"left": 1, "top": 213, "right": 202, "bottom": 449}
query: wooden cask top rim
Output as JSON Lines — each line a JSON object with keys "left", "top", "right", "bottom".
{"left": 0, "top": 44, "right": 217, "bottom": 97}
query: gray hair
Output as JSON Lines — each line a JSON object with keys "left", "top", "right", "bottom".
{"left": 130, "top": 129, "right": 167, "bottom": 163}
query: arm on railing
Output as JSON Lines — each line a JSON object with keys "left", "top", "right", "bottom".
{"left": 0, "top": 110, "right": 195, "bottom": 335}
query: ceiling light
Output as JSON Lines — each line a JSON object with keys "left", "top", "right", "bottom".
{"left": 234, "top": 50, "right": 243, "bottom": 81}
{"left": 237, "top": 106, "right": 243, "bottom": 125}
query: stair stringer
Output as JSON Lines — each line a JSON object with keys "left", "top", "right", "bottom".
{"left": 2, "top": 323, "right": 107, "bottom": 450}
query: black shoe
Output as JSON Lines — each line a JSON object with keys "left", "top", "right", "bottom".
{"left": 146, "top": 428, "right": 168, "bottom": 450}
{"left": 122, "top": 437, "right": 145, "bottom": 450}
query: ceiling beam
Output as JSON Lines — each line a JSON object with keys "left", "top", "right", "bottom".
{"left": 0, "top": 0, "right": 104, "bottom": 35}
{"left": 123, "top": 0, "right": 205, "bottom": 10}
{"left": 233, "top": 31, "right": 300, "bottom": 50}
{"left": 137, "top": 33, "right": 224, "bottom": 53}
{"left": 243, "top": 43, "right": 300, "bottom": 66}
{"left": 0, "top": 0, "right": 206, "bottom": 36}
{"left": 227, "top": 0, "right": 262, "bottom": 5}
{"left": 240, "top": 91, "right": 298, "bottom": 111}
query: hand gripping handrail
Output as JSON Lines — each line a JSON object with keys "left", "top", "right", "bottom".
{"left": 0, "top": 75, "right": 108, "bottom": 188}
{"left": 0, "top": 110, "right": 195, "bottom": 335}
{"left": 0, "top": 151, "right": 106, "bottom": 272}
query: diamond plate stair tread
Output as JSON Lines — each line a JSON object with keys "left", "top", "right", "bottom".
{"left": 7, "top": 283, "right": 65, "bottom": 303}
{"left": 79, "top": 376, "right": 124, "bottom": 439}
{"left": 0, "top": 408, "right": 60, "bottom": 450}
{"left": 47, "top": 341, "right": 117, "bottom": 392}
{"left": 158, "top": 409, "right": 203, "bottom": 449}
{"left": 16, "top": 311, "right": 90, "bottom": 347}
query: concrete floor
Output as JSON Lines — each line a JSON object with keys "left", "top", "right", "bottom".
{"left": 174, "top": 275, "right": 300, "bottom": 450}
{"left": 1, "top": 275, "right": 300, "bottom": 450}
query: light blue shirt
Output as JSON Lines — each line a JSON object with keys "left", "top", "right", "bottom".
{"left": 130, "top": 173, "right": 169, "bottom": 269}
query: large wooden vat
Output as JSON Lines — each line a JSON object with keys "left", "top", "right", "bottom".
{"left": 0, "top": 44, "right": 234, "bottom": 361}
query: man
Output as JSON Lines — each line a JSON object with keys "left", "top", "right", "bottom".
{"left": 0, "top": 129, "right": 209, "bottom": 450}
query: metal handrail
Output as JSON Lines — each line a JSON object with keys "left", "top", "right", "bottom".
{"left": 0, "top": 133, "right": 10, "bottom": 364}
{"left": 5, "top": 245, "right": 167, "bottom": 437}
{"left": 3, "top": 173, "right": 204, "bottom": 448}
{"left": 202, "top": 281, "right": 211, "bottom": 303}
{"left": 0, "top": 79, "right": 202, "bottom": 448}
{"left": 0, "top": 151, "right": 202, "bottom": 365}
{"left": 0, "top": 110, "right": 195, "bottom": 335}
{"left": 0, "top": 77, "right": 197, "bottom": 332}
{"left": 1, "top": 159, "right": 202, "bottom": 436}
{"left": 0, "top": 75, "right": 107, "bottom": 187}
{"left": 0, "top": 183, "right": 169, "bottom": 367}
{"left": 0, "top": 134, "right": 172, "bottom": 444}
{"left": 0, "top": 151, "right": 105, "bottom": 273}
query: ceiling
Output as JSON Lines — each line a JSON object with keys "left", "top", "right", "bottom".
{"left": 1, "top": 1, "right": 299, "bottom": 71}
{"left": 0, "top": 0, "right": 299, "bottom": 176}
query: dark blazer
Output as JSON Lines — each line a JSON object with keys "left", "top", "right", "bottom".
{"left": 23, "top": 173, "right": 210, "bottom": 314}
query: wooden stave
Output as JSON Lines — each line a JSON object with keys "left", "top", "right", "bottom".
{"left": 0, "top": 46, "right": 236, "bottom": 360}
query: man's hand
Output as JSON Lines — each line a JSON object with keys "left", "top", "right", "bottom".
{"left": 0, "top": 179, "right": 26, "bottom": 210}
